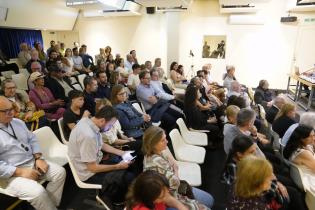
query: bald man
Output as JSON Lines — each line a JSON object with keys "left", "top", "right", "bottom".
{"left": 0, "top": 96, "right": 66, "bottom": 210}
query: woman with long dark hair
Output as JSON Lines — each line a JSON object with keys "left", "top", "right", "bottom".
{"left": 184, "top": 85, "right": 219, "bottom": 145}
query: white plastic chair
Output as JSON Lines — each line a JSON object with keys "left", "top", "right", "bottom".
{"left": 12, "top": 73, "right": 28, "bottom": 91}
{"left": 177, "top": 161, "right": 202, "bottom": 186}
{"left": 176, "top": 118, "right": 208, "bottom": 146}
{"left": 163, "top": 148, "right": 202, "bottom": 186}
{"left": 19, "top": 68, "right": 30, "bottom": 77}
{"left": 131, "top": 102, "right": 161, "bottom": 127}
{"left": 57, "top": 118, "right": 68, "bottom": 145}
{"left": 1, "top": 70, "right": 15, "bottom": 79}
{"left": 78, "top": 74, "right": 87, "bottom": 89}
{"left": 73, "top": 83, "right": 83, "bottom": 91}
{"left": 33, "top": 126, "right": 68, "bottom": 166}
{"left": 67, "top": 155, "right": 111, "bottom": 210}
{"left": 169, "top": 129, "right": 206, "bottom": 164}
{"left": 290, "top": 163, "right": 315, "bottom": 210}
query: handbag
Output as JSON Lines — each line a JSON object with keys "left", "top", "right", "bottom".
{"left": 178, "top": 180, "right": 195, "bottom": 199}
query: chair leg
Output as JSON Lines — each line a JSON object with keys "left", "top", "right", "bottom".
{"left": 96, "top": 195, "right": 111, "bottom": 210}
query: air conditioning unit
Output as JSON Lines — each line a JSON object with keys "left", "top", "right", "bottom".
{"left": 228, "top": 15, "right": 265, "bottom": 25}
{"left": 135, "top": 0, "right": 192, "bottom": 8}
{"left": 287, "top": 0, "right": 315, "bottom": 12}
{"left": 219, "top": 0, "right": 269, "bottom": 13}
{"left": 83, "top": 1, "right": 141, "bottom": 17}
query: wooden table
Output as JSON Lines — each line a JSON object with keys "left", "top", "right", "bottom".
{"left": 287, "top": 74, "right": 315, "bottom": 111}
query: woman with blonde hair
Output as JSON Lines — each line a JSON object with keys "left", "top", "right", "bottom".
{"left": 272, "top": 103, "right": 297, "bottom": 138}
{"left": 142, "top": 126, "right": 214, "bottom": 209}
{"left": 228, "top": 156, "right": 274, "bottom": 210}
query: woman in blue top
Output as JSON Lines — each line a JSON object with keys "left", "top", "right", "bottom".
{"left": 111, "top": 84, "right": 151, "bottom": 139}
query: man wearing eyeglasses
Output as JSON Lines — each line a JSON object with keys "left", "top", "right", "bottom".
{"left": 0, "top": 96, "right": 66, "bottom": 210}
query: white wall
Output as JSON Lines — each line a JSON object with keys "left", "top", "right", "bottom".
{"left": 41, "top": 31, "right": 80, "bottom": 52}
{"left": 0, "top": 0, "right": 78, "bottom": 30}
{"left": 76, "top": 13, "right": 168, "bottom": 70}
{"left": 75, "top": 0, "right": 315, "bottom": 89}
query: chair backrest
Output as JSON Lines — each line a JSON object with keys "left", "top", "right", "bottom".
{"left": 78, "top": 74, "right": 86, "bottom": 89}
{"left": 58, "top": 118, "right": 68, "bottom": 145}
{"left": 73, "top": 83, "right": 83, "bottom": 91}
{"left": 176, "top": 118, "right": 189, "bottom": 134}
{"left": 19, "top": 68, "right": 30, "bottom": 77}
{"left": 290, "top": 163, "right": 306, "bottom": 192}
{"left": 12, "top": 73, "right": 28, "bottom": 91}
{"left": 66, "top": 155, "right": 102, "bottom": 189}
{"left": 132, "top": 103, "right": 144, "bottom": 114}
{"left": 33, "top": 126, "right": 68, "bottom": 166}
{"left": 169, "top": 129, "right": 187, "bottom": 154}
{"left": 1, "top": 70, "right": 15, "bottom": 79}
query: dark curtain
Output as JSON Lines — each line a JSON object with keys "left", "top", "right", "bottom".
{"left": 0, "top": 28, "right": 43, "bottom": 59}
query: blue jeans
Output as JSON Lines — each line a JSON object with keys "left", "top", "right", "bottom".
{"left": 192, "top": 187, "right": 214, "bottom": 208}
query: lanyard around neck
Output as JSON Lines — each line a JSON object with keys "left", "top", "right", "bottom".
{"left": 0, "top": 123, "right": 18, "bottom": 140}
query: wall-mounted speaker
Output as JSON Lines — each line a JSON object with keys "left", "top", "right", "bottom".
{"left": 280, "top": 16, "right": 297, "bottom": 22}
{"left": 146, "top": 7, "right": 156, "bottom": 14}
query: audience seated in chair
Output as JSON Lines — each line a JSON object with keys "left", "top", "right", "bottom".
{"left": 272, "top": 103, "right": 297, "bottom": 138}
{"left": 67, "top": 105, "right": 135, "bottom": 204}
{"left": 28, "top": 72, "right": 65, "bottom": 120}
{"left": 284, "top": 125, "right": 315, "bottom": 195}
{"left": 282, "top": 112, "right": 315, "bottom": 146}
{"left": 28, "top": 61, "right": 43, "bottom": 90}
{"left": 136, "top": 71, "right": 181, "bottom": 128}
{"left": 25, "top": 49, "right": 45, "bottom": 74}
{"left": 72, "top": 47, "right": 90, "bottom": 74}
{"left": 254, "top": 79, "right": 273, "bottom": 109}
{"left": 95, "top": 71, "right": 111, "bottom": 99}
{"left": 82, "top": 76, "right": 98, "bottom": 116}
{"left": 111, "top": 84, "right": 150, "bottom": 139}
{"left": 63, "top": 89, "right": 90, "bottom": 140}
{"left": 125, "top": 54, "right": 135, "bottom": 74}
{"left": 18, "top": 42, "right": 31, "bottom": 68}
{"left": 127, "top": 63, "right": 141, "bottom": 95}
{"left": 142, "top": 126, "right": 214, "bottom": 209}
{"left": 227, "top": 81, "right": 251, "bottom": 108}
{"left": 227, "top": 156, "right": 275, "bottom": 210}
{"left": 126, "top": 170, "right": 189, "bottom": 210}
{"left": 0, "top": 96, "right": 66, "bottom": 210}
{"left": 223, "top": 65, "right": 237, "bottom": 91}
{"left": 45, "top": 64, "right": 74, "bottom": 104}
{"left": 62, "top": 48, "right": 78, "bottom": 76}
{"left": 2, "top": 79, "right": 48, "bottom": 131}
{"left": 184, "top": 85, "right": 220, "bottom": 146}
{"left": 266, "top": 95, "right": 286, "bottom": 124}
{"left": 170, "top": 61, "right": 187, "bottom": 89}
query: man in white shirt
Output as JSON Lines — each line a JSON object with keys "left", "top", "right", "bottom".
{"left": 72, "top": 47, "right": 89, "bottom": 74}
{"left": 0, "top": 96, "right": 66, "bottom": 210}
{"left": 127, "top": 64, "right": 141, "bottom": 94}
{"left": 124, "top": 54, "right": 134, "bottom": 73}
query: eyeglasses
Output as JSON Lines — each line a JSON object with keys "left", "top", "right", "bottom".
{"left": 5, "top": 86, "right": 16, "bottom": 90}
{"left": 117, "top": 92, "right": 127, "bottom": 96}
{"left": 0, "top": 108, "right": 14, "bottom": 115}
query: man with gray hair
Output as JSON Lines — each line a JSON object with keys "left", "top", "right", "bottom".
{"left": 227, "top": 81, "right": 250, "bottom": 107}
{"left": 266, "top": 95, "right": 286, "bottom": 124}
{"left": 223, "top": 108, "right": 267, "bottom": 156}
{"left": 282, "top": 112, "right": 315, "bottom": 146}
